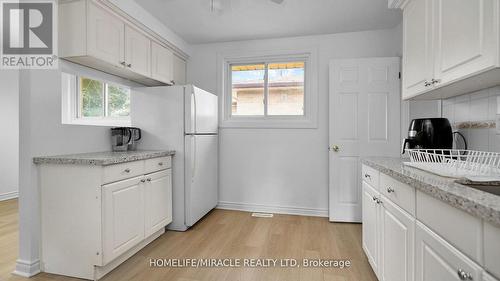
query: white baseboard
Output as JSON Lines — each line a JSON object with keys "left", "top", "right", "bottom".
{"left": 0, "top": 191, "right": 18, "bottom": 201}
{"left": 13, "top": 259, "right": 41, "bottom": 277}
{"left": 217, "top": 201, "right": 328, "bottom": 217}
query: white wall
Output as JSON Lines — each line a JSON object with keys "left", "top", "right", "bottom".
{"left": 15, "top": 62, "right": 141, "bottom": 276}
{"left": 188, "top": 27, "right": 402, "bottom": 216}
{"left": 442, "top": 86, "right": 500, "bottom": 152}
{"left": 0, "top": 70, "right": 19, "bottom": 201}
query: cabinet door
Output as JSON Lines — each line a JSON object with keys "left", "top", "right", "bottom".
{"left": 415, "top": 222, "right": 482, "bottom": 281}
{"left": 433, "top": 0, "right": 497, "bottom": 85}
{"left": 102, "top": 176, "right": 145, "bottom": 264}
{"left": 151, "top": 41, "right": 174, "bottom": 84}
{"left": 362, "top": 182, "right": 380, "bottom": 276}
{"left": 125, "top": 25, "right": 151, "bottom": 77}
{"left": 173, "top": 54, "right": 187, "bottom": 85}
{"left": 144, "top": 169, "right": 172, "bottom": 237}
{"left": 402, "top": 0, "right": 433, "bottom": 99}
{"left": 87, "top": 1, "right": 125, "bottom": 68}
{"left": 380, "top": 196, "right": 415, "bottom": 281}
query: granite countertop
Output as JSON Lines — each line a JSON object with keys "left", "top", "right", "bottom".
{"left": 33, "top": 150, "right": 175, "bottom": 166}
{"left": 362, "top": 157, "right": 500, "bottom": 227}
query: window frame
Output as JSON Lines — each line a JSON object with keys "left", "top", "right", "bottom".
{"left": 219, "top": 49, "right": 318, "bottom": 129}
{"left": 229, "top": 60, "right": 306, "bottom": 117}
{"left": 62, "top": 73, "right": 132, "bottom": 127}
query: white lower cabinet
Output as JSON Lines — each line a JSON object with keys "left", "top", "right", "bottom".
{"left": 362, "top": 182, "right": 380, "bottom": 275}
{"left": 415, "top": 222, "right": 482, "bottom": 281}
{"left": 145, "top": 169, "right": 173, "bottom": 237}
{"left": 102, "top": 176, "right": 145, "bottom": 264}
{"left": 39, "top": 156, "right": 173, "bottom": 280}
{"left": 361, "top": 164, "right": 500, "bottom": 281}
{"left": 380, "top": 196, "right": 415, "bottom": 281}
{"left": 363, "top": 178, "right": 415, "bottom": 281}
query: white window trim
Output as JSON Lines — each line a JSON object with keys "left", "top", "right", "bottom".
{"left": 217, "top": 48, "right": 318, "bottom": 129}
{"left": 61, "top": 73, "right": 132, "bottom": 127}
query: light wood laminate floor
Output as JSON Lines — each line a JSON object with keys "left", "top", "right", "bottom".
{"left": 1, "top": 199, "right": 377, "bottom": 281}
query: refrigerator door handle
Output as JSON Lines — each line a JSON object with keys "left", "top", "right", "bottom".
{"left": 193, "top": 90, "right": 197, "bottom": 134}
{"left": 191, "top": 135, "right": 196, "bottom": 181}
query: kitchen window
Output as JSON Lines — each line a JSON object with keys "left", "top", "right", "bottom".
{"left": 62, "top": 73, "right": 132, "bottom": 126}
{"left": 231, "top": 62, "right": 305, "bottom": 116}
{"left": 220, "top": 50, "right": 318, "bottom": 128}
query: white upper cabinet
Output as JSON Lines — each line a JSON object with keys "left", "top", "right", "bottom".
{"left": 125, "top": 25, "right": 151, "bottom": 77}
{"left": 400, "top": 0, "right": 500, "bottom": 100}
{"left": 402, "top": 0, "right": 433, "bottom": 100}
{"left": 433, "top": 0, "right": 497, "bottom": 85}
{"left": 59, "top": 0, "right": 184, "bottom": 86}
{"left": 151, "top": 41, "right": 174, "bottom": 85}
{"left": 173, "top": 54, "right": 187, "bottom": 85}
{"left": 87, "top": 1, "right": 125, "bottom": 68}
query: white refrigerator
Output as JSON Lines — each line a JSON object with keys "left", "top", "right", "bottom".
{"left": 131, "top": 85, "right": 218, "bottom": 231}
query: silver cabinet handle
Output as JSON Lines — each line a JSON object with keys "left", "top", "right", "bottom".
{"left": 431, "top": 78, "right": 441, "bottom": 85}
{"left": 124, "top": 168, "right": 131, "bottom": 173}
{"left": 364, "top": 173, "right": 371, "bottom": 179}
{"left": 146, "top": 178, "right": 152, "bottom": 182}
{"left": 387, "top": 187, "right": 395, "bottom": 193}
{"left": 140, "top": 179, "right": 146, "bottom": 183}
{"left": 372, "top": 196, "right": 378, "bottom": 201}
{"left": 376, "top": 199, "right": 383, "bottom": 204}
{"left": 457, "top": 269, "right": 473, "bottom": 280}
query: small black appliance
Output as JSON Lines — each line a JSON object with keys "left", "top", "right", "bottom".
{"left": 402, "top": 118, "right": 453, "bottom": 154}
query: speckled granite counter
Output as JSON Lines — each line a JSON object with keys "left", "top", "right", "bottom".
{"left": 33, "top": 150, "right": 175, "bottom": 166}
{"left": 362, "top": 157, "right": 500, "bottom": 227}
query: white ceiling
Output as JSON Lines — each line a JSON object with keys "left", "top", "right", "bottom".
{"left": 135, "top": 0, "right": 402, "bottom": 44}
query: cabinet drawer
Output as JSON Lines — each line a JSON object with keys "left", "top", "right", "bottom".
{"left": 362, "top": 164, "right": 379, "bottom": 189}
{"left": 144, "top": 156, "right": 171, "bottom": 174}
{"left": 416, "top": 191, "right": 482, "bottom": 263}
{"left": 484, "top": 222, "right": 500, "bottom": 279}
{"left": 415, "top": 221, "right": 482, "bottom": 281}
{"left": 379, "top": 173, "right": 415, "bottom": 216}
{"left": 103, "top": 160, "right": 144, "bottom": 184}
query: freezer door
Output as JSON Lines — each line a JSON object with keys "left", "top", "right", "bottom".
{"left": 184, "top": 134, "right": 218, "bottom": 226}
{"left": 185, "top": 86, "right": 218, "bottom": 134}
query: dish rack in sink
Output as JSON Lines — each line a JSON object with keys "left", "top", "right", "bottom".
{"left": 404, "top": 149, "right": 500, "bottom": 181}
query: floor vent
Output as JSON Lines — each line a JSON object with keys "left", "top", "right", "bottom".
{"left": 251, "top": 213, "right": 274, "bottom": 218}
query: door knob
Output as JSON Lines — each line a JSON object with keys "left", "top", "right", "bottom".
{"left": 330, "top": 145, "right": 340, "bottom": 152}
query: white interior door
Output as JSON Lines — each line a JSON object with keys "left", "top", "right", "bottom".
{"left": 329, "top": 57, "right": 401, "bottom": 222}
{"left": 184, "top": 134, "right": 218, "bottom": 226}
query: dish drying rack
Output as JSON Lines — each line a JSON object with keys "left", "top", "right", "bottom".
{"left": 404, "top": 149, "right": 500, "bottom": 181}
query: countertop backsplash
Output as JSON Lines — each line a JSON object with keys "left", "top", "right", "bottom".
{"left": 442, "top": 85, "right": 500, "bottom": 152}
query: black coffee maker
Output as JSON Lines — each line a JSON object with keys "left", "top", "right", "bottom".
{"left": 402, "top": 118, "right": 453, "bottom": 154}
